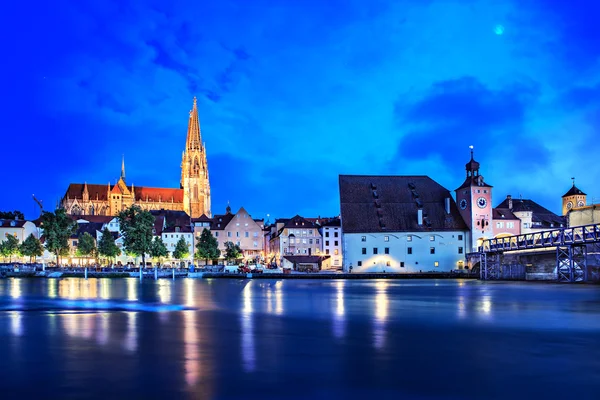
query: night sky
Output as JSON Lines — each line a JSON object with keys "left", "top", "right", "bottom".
{"left": 1, "top": 0, "right": 599, "bottom": 220}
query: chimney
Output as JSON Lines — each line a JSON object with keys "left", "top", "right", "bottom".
{"left": 507, "top": 195, "right": 513, "bottom": 210}
{"left": 445, "top": 197, "right": 451, "bottom": 214}
{"left": 417, "top": 209, "right": 423, "bottom": 225}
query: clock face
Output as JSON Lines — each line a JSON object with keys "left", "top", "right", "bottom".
{"left": 566, "top": 201, "right": 573, "bottom": 210}
{"left": 476, "top": 197, "right": 487, "bottom": 209}
{"left": 577, "top": 200, "right": 585, "bottom": 207}
{"left": 459, "top": 199, "right": 467, "bottom": 210}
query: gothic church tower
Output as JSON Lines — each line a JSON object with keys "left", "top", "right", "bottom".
{"left": 181, "top": 97, "right": 211, "bottom": 218}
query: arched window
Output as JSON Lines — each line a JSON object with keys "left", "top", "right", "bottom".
{"left": 72, "top": 205, "right": 82, "bottom": 215}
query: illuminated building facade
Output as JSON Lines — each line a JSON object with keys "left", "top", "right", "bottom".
{"left": 339, "top": 175, "right": 470, "bottom": 273}
{"left": 208, "top": 205, "right": 265, "bottom": 260}
{"left": 60, "top": 97, "right": 211, "bottom": 219}
{"left": 455, "top": 149, "right": 494, "bottom": 251}
{"left": 320, "top": 218, "right": 342, "bottom": 269}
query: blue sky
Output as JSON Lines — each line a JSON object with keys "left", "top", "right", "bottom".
{"left": 1, "top": 0, "right": 599, "bottom": 220}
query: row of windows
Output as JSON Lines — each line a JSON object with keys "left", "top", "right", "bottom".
{"left": 214, "top": 231, "right": 259, "bottom": 238}
{"left": 283, "top": 248, "right": 321, "bottom": 255}
{"left": 325, "top": 249, "right": 339, "bottom": 255}
{"left": 362, "top": 247, "right": 464, "bottom": 255}
{"left": 356, "top": 260, "right": 441, "bottom": 268}
{"left": 285, "top": 238, "right": 321, "bottom": 245}
{"left": 286, "top": 229, "right": 315, "bottom": 236}
{"left": 325, "top": 240, "right": 339, "bottom": 247}
{"left": 361, "top": 235, "right": 464, "bottom": 242}
{"left": 324, "top": 231, "right": 339, "bottom": 238}
{"left": 496, "top": 221, "right": 515, "bottom": 229}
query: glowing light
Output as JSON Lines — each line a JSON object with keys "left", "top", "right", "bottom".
{"left": 100, "top": 279, "right": 110, "bottom": 299}
{"left": 10, "top": 311, "right": 22, "bottom": 336}
{"left": 494, "top": 24, "right": 504, "bottom": 35}
{"left": 183, "top": 310, "right": 200, "bottom": 386}
{"left": 158, "top": 280, "right": 172, "bottom": 304}
{"left": 48, "top": 279, "right": 58, "bottom": 298}
{"left": 185, "top": 279, "right": 195, "bottom": 307}
{"left": 241, "top": 281, "right": 255, "bottom": 372}
{"left": 10, "top": 278, "right": 21, "bottom": 299}
{"left": 481, "top": 297, "right": 492, "bottom": 315}
{"left": 275, "top": 280, "right": 283, "bottom": 315}
{"left": 127, "top": 278, "right": 138, "bottom": 301}
{"left": 333, "top": 280, "right": 346, "bottom": 339}
{"left": 373, "top": 281, "right": 389, "bottom": 350}
{"left": 124, "top": 312, "right": 138, "bottom": 352}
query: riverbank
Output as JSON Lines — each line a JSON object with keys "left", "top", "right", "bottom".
{"left": 2, "top": 270, "right": 478, "bottom": 280}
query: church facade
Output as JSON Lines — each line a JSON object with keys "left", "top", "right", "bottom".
{"left": 61, "top": 97, "right": 211, "bottom": 219}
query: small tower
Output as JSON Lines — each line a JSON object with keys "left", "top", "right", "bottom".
{"left": 561, "top": 178, "right": 587, "bottom": 215}
{"left": 181, "top": 97, "right": 212, "bottom": 218}
{"left": 455, "top": 146, "right": 493, "bottom": 251}
{"left": 121, "top": 154, "right": 126, "bottom": 183}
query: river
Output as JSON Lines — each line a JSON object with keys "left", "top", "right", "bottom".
{"left": 0, "top": 278, "right": 599, "bottom": 399}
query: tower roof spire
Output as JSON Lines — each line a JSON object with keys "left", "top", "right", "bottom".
{"left": 121, "top": 154, "right": 126, "bottom": 182}
{"left": 186, "top": 96, "right": 202, "bottom": 151}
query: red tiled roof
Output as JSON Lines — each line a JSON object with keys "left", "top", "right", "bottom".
{"left": 192, "top": 214, "right": 212, "bottom": 223}
{"left": 64, "top": 183, "right": 184, "bottom": 203}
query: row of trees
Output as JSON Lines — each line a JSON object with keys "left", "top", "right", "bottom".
{"left": 1, "top": 205, "right": 245, "bottom": 266}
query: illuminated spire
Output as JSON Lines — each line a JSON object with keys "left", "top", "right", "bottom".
{"left": 186, "top": 97, "right": 202, "bottom": 151}
{"left": 121, "top": 154, "right": 126, "bottom": 182}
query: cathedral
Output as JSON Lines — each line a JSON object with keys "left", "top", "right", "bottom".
{"left": 61, "top": 97, "right": 211, "bottom": 218}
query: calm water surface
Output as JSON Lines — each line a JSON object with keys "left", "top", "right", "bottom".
{"left": 0, "top": 278, "right": 599, "bottom": 399}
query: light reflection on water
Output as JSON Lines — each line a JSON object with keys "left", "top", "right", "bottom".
{"left": 373, "top": 281, "right": 389, "bottom": 350}
{"left": 241, "top": 281, "right": 255, "bottom": 372}
{"left": 332, "top": 280, "right": 345, "bottom": 339}
{"left": 1, "top": 278, "right": 600, "bottom": 399}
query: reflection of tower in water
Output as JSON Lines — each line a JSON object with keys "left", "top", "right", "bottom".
{"left": 332, "top": 280, "right": 346, "bottom": 339}
{"left": 183, "top": 310, "right": 200, "bottom": 386}
{"left": 373, "top": 281, "right": 389, "bottom": 350}
{"left": 241, "top": 281, "right": 256, "bottom": 372}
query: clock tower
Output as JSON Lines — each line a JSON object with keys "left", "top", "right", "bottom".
{"left": 455, "top": 147, "right": 493, "bottom": 251}
{"left": 561, "top": 178, "right": 586, "bottom": 216}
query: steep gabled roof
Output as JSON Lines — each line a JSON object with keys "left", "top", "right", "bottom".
{"left": 495, "top": 198, "right": 565, "bottom": 226}
{"left": 562, "top": 185, "right": 586, "bottom": 197}
{"left": 492, "top": 208, "right": 520, "bottom": 220}
{"left": 339, "top": 175, "right": 468, "bottom": 234}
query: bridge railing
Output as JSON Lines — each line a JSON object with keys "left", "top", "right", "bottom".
{"left": 479, "top": 223, "right": 600, "bottom": 253}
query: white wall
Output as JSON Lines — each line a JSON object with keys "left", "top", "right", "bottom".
{"left": 322, "top": 226, "right": 342, "bottom": 269}
{"left": 343, "top": 231, "right": 469, "bottom": 273}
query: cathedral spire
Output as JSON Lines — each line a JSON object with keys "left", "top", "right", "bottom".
{"left": 186, "top": 97, "right": 202, "bottom": 151}
{"left": 121, "top": 154, "right": 126, "bottom": 182}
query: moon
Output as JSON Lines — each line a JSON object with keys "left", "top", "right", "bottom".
{"left": 494, "top": 24, "right": 505, "bottom": 35}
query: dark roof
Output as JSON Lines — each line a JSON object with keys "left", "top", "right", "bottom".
{"left": 562, "top": 185, "right": 586, "bottom": 197}
{"left": 72, "top": 222, "right": 104, "bottom": 238}
{"left": 192, "top": 214, "right": 212, "bottom": 223}
{"left": 496, "top": 198, "right": 565, "bottom": 227}
{"left": 211, "top": 213, "right": 235, "bottom": 230}
{"left": 339, "top": 175, "right": 468, "bottom": 234}
{"left": 492, "top": 208, "right": 520, "bottom": 220}
{"left": 150, "top": 210, "right": 190, "bottom": 229}
{"left": 283, "top": 215, "right": 317, "bottom": 229}
{"left": 64, "top": 183, "right": 184, "bottom": 203}
{"left": 162, "top": 226, "right": 193, "bottom": 233}
{"left": 320, "top": 218, "right": 341, "bottom": 227}
{"left": 0, "top": 219, "right": 28, "bottom": 228}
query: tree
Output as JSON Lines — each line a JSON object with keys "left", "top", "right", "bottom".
{"left": 98, "top": 227, "right": 120, "bottom": 265}
{"left": 149, "top": 236, "right": 169, "bottom": 266}
{"left": 173, "top": 236, "right": 190, "bottom": 263}
{"left": 20, "top": 233, "right": 43, "bottom": 263}
{"left": 224, "top": 241, "right": 242, "bottom": 263}
{"left": 41, "top": 208, "right": 77, "bottom": 265}
{"left": 195, "top": 228, "right": 220, "bottom": 265}
{"left": 1, "top": 234, "right": 21, "bottom": 262}
{"left": 0, "top": 210, "right": 24, "bottom": 220}
{"left": 76, "top": 232, "right": 97, "bottom": 264}
{"left": 117, "top": 205, "right": 155, "bottom": 268}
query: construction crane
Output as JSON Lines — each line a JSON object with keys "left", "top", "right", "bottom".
{"left": 32, "top": 194, "right": 43, "bottom": 217}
